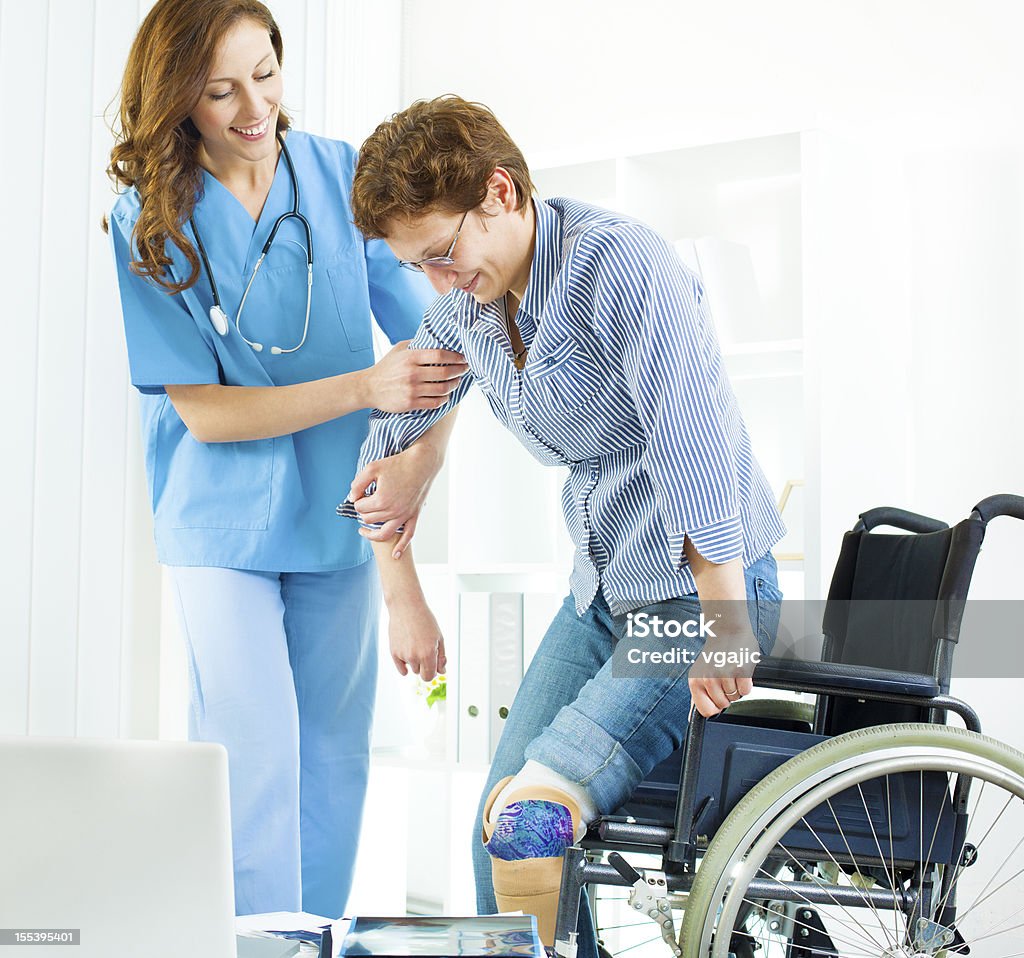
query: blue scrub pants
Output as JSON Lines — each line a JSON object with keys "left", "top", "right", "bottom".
{"left": 472, "top": 553, "right": 782, "bottom": 957}
{"left": 169, "top": 561, "right": 379, "bottom": 918}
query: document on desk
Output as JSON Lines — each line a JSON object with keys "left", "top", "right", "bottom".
{"left": 236, "top": 936, "right": 301, "bottom": 957}
{"left": 236, "top": 912, "right": 334, "bottom": 955}
{"left": 338, "top": 915, "right": 543, "bottom": 957}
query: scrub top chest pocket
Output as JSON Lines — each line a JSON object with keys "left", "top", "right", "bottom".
{"left": 230, "top": 209, "right": 372, "bottom": 370}
{"left": 326, "top": 259, "right": 373, "bottom": 353}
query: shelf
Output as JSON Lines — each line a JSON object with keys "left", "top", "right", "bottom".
{"left": 418, "top": 562, "right": 571, "bottom": 578}
{"left": 723, "top": 339, "right": 803, "bottom": 381}
{"left": 454, "top": 568, "right": 572, "bottom": 596}
{"left": 532, "top": 158, "right": 617, "bottom": 209}
{"left": 417, "top": 562, "right": 453, "bottom": 576}
{"left": 369, "top": 748, "right": 489, "bottom": 775}
{"left": 721, "top": 338, "right": 804, "bottom": 355}
{"left": 529, "top": 125, "right": 810, "bottom": 174}
{"left": 454, "top": 563, "right": 571, "bottom": 578}
{"left": 623, "top": 133, "right": 802, "bottom": 186}
{"left": 774, "top": 556, "right": 806, "bottom": 572}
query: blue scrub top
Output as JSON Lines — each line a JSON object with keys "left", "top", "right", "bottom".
{"left": 109, "top": 131, "right": 432, "bottom": 571}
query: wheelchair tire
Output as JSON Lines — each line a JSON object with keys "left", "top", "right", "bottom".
{"left": 678, "top": 722, "right": 1024, "bottom": 958}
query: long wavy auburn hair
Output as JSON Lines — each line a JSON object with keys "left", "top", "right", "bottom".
{"left": 107, "top": 0, "right": 290, "bottom": 293}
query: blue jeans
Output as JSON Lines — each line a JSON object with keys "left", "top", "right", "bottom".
{"left": 170, "top": 561, "right": 379, "bottom": 918}
{"left": 472, "top": 553, "right": 782, "bottom": 952}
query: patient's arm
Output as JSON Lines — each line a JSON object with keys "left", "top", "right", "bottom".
{"left": 368, "top": 538, "right": 446, "bottom": 681}
{"left": 351, "top": 410, "right": 459, "bottom": 558}
{"left": 684, "top": 537, "right": 759, "bottom": 718}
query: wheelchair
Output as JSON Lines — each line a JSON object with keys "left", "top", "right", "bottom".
{"left": 553, "top": 495, "right": 1024, "bottom": 958}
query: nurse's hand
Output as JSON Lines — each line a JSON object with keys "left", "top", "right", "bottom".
{"left": 363, "top": 341, "right": 468, "bottom": 412}
{"left": 387, "top": 597, "right": 447, "bottom": 681}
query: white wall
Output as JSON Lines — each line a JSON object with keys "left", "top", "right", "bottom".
{"left": 0, "top": 0, "right": 368, "bottom": 740}
{"left": 0, "top": 0, "right": 161, "bottom": 740}
{"left": 401, "top": 0, "right": 1024, "bottom": 600}
{"left": 401, "top": 0, "right": 1024, "bottom": 159}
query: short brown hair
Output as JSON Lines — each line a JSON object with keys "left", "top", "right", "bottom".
{"left": 351, "top": 95, "right": 535, "bottom": 239}
{"left": 107, "top": 0, "right": 289, "bottom": 293}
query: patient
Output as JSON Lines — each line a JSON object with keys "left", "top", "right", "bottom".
{"left": 338, "top": 95, "right": 784, "bottom": 953}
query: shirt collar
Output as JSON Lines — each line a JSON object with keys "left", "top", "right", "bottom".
{"left": 519, "top": 198, "right": 562, "bottom": 322}
{"left": 452, "top": 197, "right": 562, "bottom": 331}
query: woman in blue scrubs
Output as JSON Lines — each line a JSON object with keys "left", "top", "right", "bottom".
{"left": 106, "top": 0, "right": 462, "bottom": 917}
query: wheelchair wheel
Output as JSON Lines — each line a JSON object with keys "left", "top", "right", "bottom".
{"left": 679, "top": 723, "right": 1024, "bottom": 958}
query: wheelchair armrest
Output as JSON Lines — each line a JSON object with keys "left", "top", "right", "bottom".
{"left": 754, "top": 657, "right": 941, "bottom": 698}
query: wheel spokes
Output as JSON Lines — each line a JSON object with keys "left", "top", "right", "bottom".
{"left": 712, "top": 762, "right": 1024, "bottom": 958}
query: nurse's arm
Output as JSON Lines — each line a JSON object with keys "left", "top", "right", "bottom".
{"left": 367, "top": 538, "right": 446, "bottom": 682}
{"left": 164, "top": 342, "right": 467, "bottom": 443}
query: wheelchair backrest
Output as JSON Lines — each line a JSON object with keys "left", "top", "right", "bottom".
{"left": 815, "top": 511, "right": 986, "bottom": 736}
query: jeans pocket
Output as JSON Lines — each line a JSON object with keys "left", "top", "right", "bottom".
{"left": 754, "top": 575, "right": 784, "bottom": 654}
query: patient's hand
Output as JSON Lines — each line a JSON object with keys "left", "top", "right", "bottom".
{"left": 387, "top": 596, "right": 447, "bottom": 681}
{"left": 687, "top": 617, "right": 761, "bottom": 718}
{"left": 350, "top": 442, "right": 442, "bottom": 558}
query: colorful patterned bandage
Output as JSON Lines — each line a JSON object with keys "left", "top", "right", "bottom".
{"left": 484, "top": 800, "right": 575, "bottom": 862}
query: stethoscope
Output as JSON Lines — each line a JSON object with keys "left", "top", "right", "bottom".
{"left": 190, "top": 132, "right": 314, "bottom": 354}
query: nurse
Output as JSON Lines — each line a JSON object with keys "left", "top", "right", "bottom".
{"left": 106, "top": 0, "right": 463, "bottom": 917}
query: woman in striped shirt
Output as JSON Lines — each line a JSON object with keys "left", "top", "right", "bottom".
{"left": 339, "top": 95, "right": 785, "bottom": 954}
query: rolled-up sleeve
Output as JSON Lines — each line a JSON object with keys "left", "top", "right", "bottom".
{"left": 336, "top": 310, "right": 474, "bottom": 523}
{"left": 582, "top": 226, "right": 743, "bottom": 568}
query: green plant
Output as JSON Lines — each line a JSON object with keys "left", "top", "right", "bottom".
{"left": 423, "top": 675, "right": 446, "bottom": 708}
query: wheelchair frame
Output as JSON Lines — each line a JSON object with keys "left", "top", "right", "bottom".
{"left": 551, "top": 495, "right": 1024, "bottom": 958}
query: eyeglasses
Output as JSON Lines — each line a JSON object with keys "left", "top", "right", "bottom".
{"left": 399, "top": 210, "right": 469, "bottom": 272}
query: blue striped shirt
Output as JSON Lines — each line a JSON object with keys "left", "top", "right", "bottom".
{"left": 338, "top": 197, "right": 785, "bottom": 615}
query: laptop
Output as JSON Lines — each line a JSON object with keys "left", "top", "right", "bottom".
{"left": 0, "top": 736, "right": 237, "bottom": 957}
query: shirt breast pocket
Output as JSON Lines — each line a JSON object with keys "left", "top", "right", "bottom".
{"left": 524, "top": 337, "right": 603, "bottom": 413}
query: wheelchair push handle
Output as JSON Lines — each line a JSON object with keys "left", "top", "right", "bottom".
{"left": 973, "top": 493, "right": 1024, "bottom": 523}
{"left": 854, "top": 506, "right": 948, "bottom": 534}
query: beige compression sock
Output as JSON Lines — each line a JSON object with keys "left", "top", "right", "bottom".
{"left": 481, "top": 772, "right": 593, "bottom": 947}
